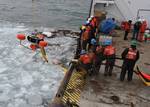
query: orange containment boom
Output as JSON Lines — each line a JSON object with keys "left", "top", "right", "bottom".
{"left": 135, "top": 66, "right": 150, "bottom": 86}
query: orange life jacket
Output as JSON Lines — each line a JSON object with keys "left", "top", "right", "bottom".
{"left": 140, "top": 22, "right": 147, "bottom": 33}
{"left": 126, "top": 48, "right": 137, "bottom": 60}
{"left": 91, "top": 17, "right": 98, "bottom": 28}
{"left": 81, "top": 30, "right": 89, "bottom": 40}
{"left": 104, "top": 46, "right": 115, "bottom": 56}
{"left": 124, "top": 22, "right": 131, "bottom": 31}
{"left": 80, "top": 54, "right": 91, "bottom": 64}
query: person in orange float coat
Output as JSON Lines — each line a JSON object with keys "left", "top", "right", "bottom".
{"left": 139, "top": 20, "right": 147, "bottom": 42}
{"left": 120, "top": 40, "right": 140, "bottom": 81}
{"left": 103, "top": 40, "right": 116, "bottom": 76}
{"left": 124, "top": 20, "right": 132, "bottom": 40}
{"left": 81, "top": 26, "right": 90, "bottom": 50}
{"left": 79, "top": 50, "right": 96, "bottom": 75}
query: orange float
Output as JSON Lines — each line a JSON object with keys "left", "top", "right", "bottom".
{"left": 17, "top": 34, "right": 26, "bottom": 40}
{"left": 39, "top": 41, "right": 48, "bottom": 47}
{"left": 30, "top": 44, "right": 37, "bottom": 51}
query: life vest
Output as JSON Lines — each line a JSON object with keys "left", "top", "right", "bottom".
{"left": 81, "top": 30, "right": 90, "bottom": 41}
{"left": 126, "top": 48, "right": 137, "bottom": 60}
{"left": 104, "top": 46, "right": 115, "bottom": 56}
{"left": 80, "top": 54, "right": 91, "bottom": 64}
{"left": 140, "top": 22, "right": 147, "bottom": 33}
{"left": 91, "top": 17, "right": 98, "bottom": 28}
{"left": 124, "top": 22, "right": 131, "bottom": 31}
{"left": 121, "top": 21, "right": 126, "bottom": 29}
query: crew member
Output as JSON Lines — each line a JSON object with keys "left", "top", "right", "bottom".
{"left": 95, "top": 42, "right": 104, "bottom": 73}
{"left": 124, "top": 20, "right": 132, "bottom": 40}
{"left": 120, "top": 40, "right": 140, "bottom": 81}
{"left": 103, "top": 40, "right": 116, "bottom": 76}
{"left": 89, "top": 16, "right": 98, "bottom": 36}
{"left": 139, "top": 20, "right": 147, "bottom": 42}
{"left": 79, "top": 50, "right": 95, "bottom": 75}
{"left": 132, "top": 20, "right": 142, "bottom": 40}
{"left": 81, "top": 25, "right": 90, "bottom": 50}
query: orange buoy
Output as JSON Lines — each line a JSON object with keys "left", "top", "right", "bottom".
{"left": 30, "top": 44, "right": 37, "bottom": 51}
{"left": 39, "top": 41, "right": 48, "bottom": 47}
{"left": 17, "top": 34, "right": 26, "bottom": 40}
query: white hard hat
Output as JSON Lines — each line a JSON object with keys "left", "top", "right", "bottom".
{"left": 142, "top": 19, "right": 146, "bottom": 22}
{"left": 138, "top": 19, "right": 142, "bottom": 22}
{"left": 88, "top": 17, "right": 92, "bottom": 21}
{"left": 90, "top": 16, "right": 94, "bottom": 18}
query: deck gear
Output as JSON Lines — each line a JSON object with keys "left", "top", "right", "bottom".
{"left": 99, "top": 18, "right": 116, "bottom": 34}
{"left": 104, "top": 45, "right": 116, "bottom": 76}
{"left": 120, "top": 47, "right": 140, "bottom": 81}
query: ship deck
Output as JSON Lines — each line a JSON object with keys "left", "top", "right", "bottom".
{"left": 79, "top": 30, "right": 150, "bottom": 107}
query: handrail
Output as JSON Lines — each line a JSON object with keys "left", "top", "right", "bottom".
{"left": 89, "top": 0, "right": 94, "bottom": 18}
{"left": 136, "top": 9, "right": 150, "bottom": 20}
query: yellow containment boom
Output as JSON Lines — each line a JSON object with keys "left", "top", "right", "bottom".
{"left": 40, "top": 47, "right": 48, "bottom": 62}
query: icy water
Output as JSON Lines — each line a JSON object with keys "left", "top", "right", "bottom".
{"left": 0, "top": 0, "right": 90, "bottom": 30}
{"left": 0, "top": 0, "right": 90, "bottom": 107}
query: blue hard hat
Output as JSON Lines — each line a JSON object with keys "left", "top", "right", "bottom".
{"left": 91, "top": 38, "right": 97, "bottom": 45}
{"left": 84, "top": 20, "right": 90, "bottom": 26}
{"left": 80, "top": 50, "right": 86, "bottom": 55}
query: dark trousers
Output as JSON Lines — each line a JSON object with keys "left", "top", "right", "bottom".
{"left": 95, "top": 58, "right": 103, "bottom": 73}
{"left": 132, "top": 30, "right": 139, "bottom": 40}
{"left": 104, "top": 59, "right": 115, "bottom": 76}
{"left": 124, "top": 31, "right": 129, "bottom": 40}
{"left": 120, "top": 61, "right": 135, "bottom": 81}
{"left": 81, "top": 40, "right": 88, "bottom": 50}
{"left": 80, "top": 63, "right": 93, "bottom": 74}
